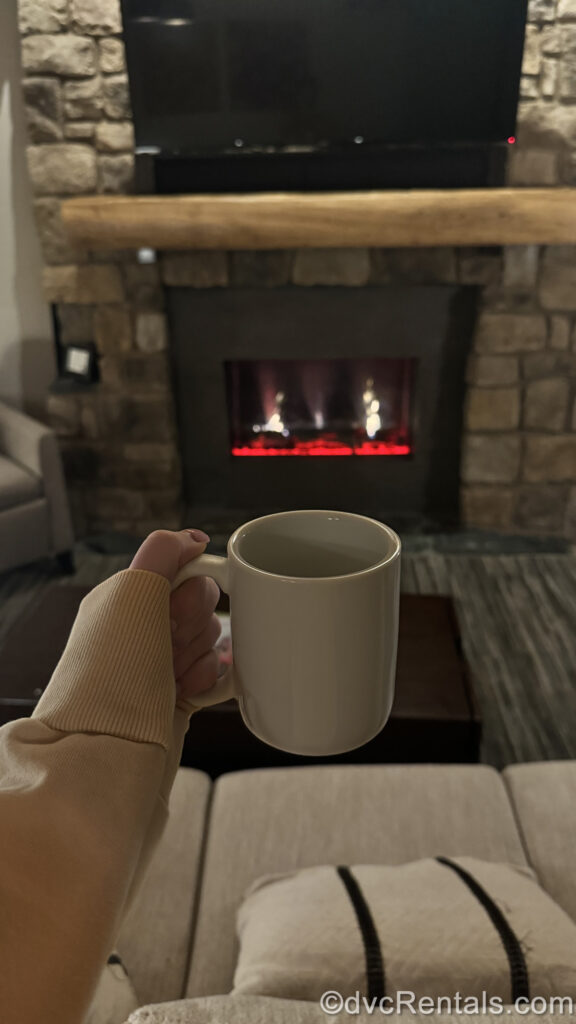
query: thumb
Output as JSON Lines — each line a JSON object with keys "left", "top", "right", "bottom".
{"left": 129, "top": 528, "right": 210, "bottom": 584}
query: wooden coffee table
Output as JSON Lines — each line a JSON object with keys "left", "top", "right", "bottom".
{"left": 0, "top": 585, "right": 481, "bottom": 772}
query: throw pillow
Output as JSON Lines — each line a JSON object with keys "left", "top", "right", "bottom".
{"left": 233, "top": 858, "right": 576, "bottom": 1001}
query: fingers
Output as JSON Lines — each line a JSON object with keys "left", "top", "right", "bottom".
{"left": 176, "top": 648, "right": 220, "bottom": 700}
{"left": 130, "top": 528, "right": 210, "bottom": 583}
{"left": 128, "top": 527, "right": 223, "bottom": 701}
{"left": 170, "top": 575, "right": 220, "bottom": 645}
{"left": 171, "top": 577, "right": 222, "bottom": 695}
{"left": 173, "top": 614, "right": 222, "bottom": 681}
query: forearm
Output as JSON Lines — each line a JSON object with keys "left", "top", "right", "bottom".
{"left": 0, "top": 570, "right": 186, "bottom": 1024}
{"left": 0, "top": 721, "right": 168, "bottom": 1024}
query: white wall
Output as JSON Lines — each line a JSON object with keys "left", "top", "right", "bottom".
{"left": 0, "top": 0, "right": 54, "bottom": 415}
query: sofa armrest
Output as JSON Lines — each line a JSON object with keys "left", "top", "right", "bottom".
{"left": 40, "top": 430, "right": 75, "bottom": 553}
{"left": 0, "top": 400, "right": 51, "bottom": 476}
{"left": 0, "top": 401, "right": 74, "bottom": 554}
{"left": 117, "top": 768, "right": 213, "bottom": 1006}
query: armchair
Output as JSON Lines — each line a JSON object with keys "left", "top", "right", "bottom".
{"left": 0, "top": 400, "right": 74, "bottom": 573}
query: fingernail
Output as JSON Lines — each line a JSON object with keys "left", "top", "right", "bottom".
{"left": 170, "top": 618, "right": 178, "bottom": 634}
{"left": 187, "top": 529, "right": 210, "bottom": 543}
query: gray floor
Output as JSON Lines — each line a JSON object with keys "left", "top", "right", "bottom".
{"left": 1, "top": 538, "right": 575, "bottom": 769}
{"left": 401, "top": 550, "right": 576, "bottom": 767}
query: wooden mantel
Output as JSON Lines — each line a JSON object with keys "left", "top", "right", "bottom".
{"left": 61, "top": 188, "right": 576, "bottom": 251}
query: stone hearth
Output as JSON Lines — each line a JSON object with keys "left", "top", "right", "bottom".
{"left": 17, "top": 0, "right": 576, "bottom": 538}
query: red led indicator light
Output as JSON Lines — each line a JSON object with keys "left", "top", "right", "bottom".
{"left": 507, "top": 136, "right": 516, "bottom": 144}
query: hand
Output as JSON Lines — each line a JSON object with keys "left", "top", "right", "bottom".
{"left": 130, "top": 529, "right": 222, "bottom": 702}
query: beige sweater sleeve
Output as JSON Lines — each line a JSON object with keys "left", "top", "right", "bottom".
{"left": 0, "top": 569, "right": 196, "bottom": 1024}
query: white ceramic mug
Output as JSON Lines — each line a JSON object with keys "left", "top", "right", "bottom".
{"left": 172, "top": 510, "right": 401, "bottom": 756}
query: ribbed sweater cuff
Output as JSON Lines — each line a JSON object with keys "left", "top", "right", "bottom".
{"left": 33, "top": 570, "right": 175, "bottom": 749}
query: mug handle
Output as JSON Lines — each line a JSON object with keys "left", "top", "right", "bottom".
{"left": 172, "top": 554, "right": 238, "bottom": 708}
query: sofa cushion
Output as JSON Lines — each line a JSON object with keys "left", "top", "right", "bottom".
{"left": 186, "top": 765, "right": 527, "bottom": 996}
{"left": 232, "top": 858, "right": 576, "bottom": 1001}
{"left": 504, "top": 762, "right": 576, "bottom": 924}
{"left": 0, "top": 454, "right": 42, "bottom": 511}
{"left": 127, "top": 995, "right": 570, "bottom": 1024}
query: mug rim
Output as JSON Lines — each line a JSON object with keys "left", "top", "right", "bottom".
{"left": 228, "top": 509, "right": 401, "bottom": 582}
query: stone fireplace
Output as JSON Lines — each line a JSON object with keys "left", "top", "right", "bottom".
{"left": 17, "top": 0, "right": 576, "bottom": 538}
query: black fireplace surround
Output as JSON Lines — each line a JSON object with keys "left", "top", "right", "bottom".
{"left": 169, "top": 287, "right": 477, "bottom": 529}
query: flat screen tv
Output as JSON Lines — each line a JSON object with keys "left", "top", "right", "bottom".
{"left": 121, "top": 0, "right": 527, "bottom": 157}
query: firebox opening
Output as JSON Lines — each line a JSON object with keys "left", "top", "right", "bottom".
{"left": 226, "top": 358, "right": 414, "bottom": 457}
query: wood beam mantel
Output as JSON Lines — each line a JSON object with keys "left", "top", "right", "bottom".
{"left": 61, "top": 188, "right": 576, "bottom": 251}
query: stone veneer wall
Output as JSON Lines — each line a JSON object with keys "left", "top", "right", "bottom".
{"left": 16, "top": 0, "right": 576, "bottom": 538}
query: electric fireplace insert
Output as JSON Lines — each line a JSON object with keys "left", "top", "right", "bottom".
{"left": 226, "top": 358, "right": 414, "bottom": 458}
{"left": 169, "top": 286, "right": 478, "bottom": 528}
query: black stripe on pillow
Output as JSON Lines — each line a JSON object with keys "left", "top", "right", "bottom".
{"left": 337, "top": 866, "right": 386, "bottom": 1000}
{"left": 436, "top": 857, "right": 530, "bottom": 1001}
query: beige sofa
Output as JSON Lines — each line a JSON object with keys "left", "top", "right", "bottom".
{"left": 0, "top": 400, "right": 74, "bottom": 573}
{"left": 117, "top": 759, "right": 576, "bottom": 1017}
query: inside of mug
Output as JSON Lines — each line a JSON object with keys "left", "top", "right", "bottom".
{"left": 234, "top": 511, "right": 397, "bottom": 578}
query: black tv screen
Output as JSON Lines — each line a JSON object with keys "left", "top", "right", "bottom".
{"left": 121, "top": 0, "right": 527, "bottom": 156}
